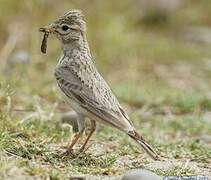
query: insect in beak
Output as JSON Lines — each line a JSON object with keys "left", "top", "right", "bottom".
{"left": 39, "top": 27, "right": 55, "bottom": 54}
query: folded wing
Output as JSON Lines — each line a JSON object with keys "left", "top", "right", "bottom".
{"left": 55, "top": 64, "right": 133, "bottom": 131}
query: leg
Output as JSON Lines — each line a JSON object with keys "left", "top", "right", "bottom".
{"left": 79, "top": 120, "right": 96, "bottom": 153}
{"left": 65, "top": 113, "right": 85, "bottom": 154}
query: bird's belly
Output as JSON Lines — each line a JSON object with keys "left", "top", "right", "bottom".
{"left": 58, "top": 89, "right": 115, "bottom": 126}
{"left": 59, "top": 89, "right": 88, "bottom": 115}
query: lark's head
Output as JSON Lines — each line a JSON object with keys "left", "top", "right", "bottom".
{"left": 39, "top": 10, "right": 86, "bottom": 53}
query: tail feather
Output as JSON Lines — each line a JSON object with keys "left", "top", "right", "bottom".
{"left": 128, "top": 130, "right": 159, "bottom": 160}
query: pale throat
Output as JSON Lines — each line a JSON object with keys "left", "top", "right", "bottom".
{"left": 61, "top": 34, "right": 91, "bottom": 59}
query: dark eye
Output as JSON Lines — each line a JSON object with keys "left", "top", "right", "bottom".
{"left": 61, "top": 25, "right": 69, "bottom": 31}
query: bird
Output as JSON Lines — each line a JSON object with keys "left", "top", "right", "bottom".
{"left": 39, "top": 10, "right": 159, "bottom": 160}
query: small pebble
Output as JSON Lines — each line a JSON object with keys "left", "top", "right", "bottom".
{"left": 61, "top": 111, "right": 78, "bottom": 132}
{"left": 10, "top": 50, "right": 31, "bottom": 64}
{"left": 199, "top": 135, "right": 211, "bottom": 144}
{"left": 122, "top": 169, "right": 162, "bottom": 180}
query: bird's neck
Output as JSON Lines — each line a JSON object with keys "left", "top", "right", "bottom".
{"left": 61, "top": 34, "right": 91, "bottom": 60}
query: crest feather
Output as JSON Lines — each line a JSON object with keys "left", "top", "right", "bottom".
{"left": 63, "top": 10, "right": 84, "bottom": 19}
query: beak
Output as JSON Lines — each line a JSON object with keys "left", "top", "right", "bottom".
{"left": 39, "top": 24, "right": 55, "bottom": 33}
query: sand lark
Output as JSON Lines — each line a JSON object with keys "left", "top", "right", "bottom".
{"left": 39, "top": 10, "right": 159, "bottom": 160}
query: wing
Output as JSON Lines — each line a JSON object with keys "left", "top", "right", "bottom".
{"left": 55, "top": 63, "right": 133, "bottom": 131}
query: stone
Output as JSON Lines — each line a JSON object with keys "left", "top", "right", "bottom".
{"left": 61, "top": 111, "right": 79, "bottom": 132}
{"left": 199, "top": 135, "right": 211, "bottom": 144}
{"left": 122, "top": 169, "right": 162, "bottom": 180}
{"left": 10, "top": 50, "right": 31, "bottom": 64}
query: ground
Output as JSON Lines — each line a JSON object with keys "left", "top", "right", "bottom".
{"left": 0, "top": 0, "right": 211, "bottom": 179}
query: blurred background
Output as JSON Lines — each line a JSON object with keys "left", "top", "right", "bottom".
{"left": 0, "top": 0, "right": 211, "bottom": 178}
{"left": 1, "top": 0, "right": 211, "bottom": 110}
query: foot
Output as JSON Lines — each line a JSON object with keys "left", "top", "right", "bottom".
{"left": 62, "top": 148, "right": 74, "bottom": 156}
{"left": 78, "top": 146, "right": 85, "bottom": 154}
{"left": 78, "top": 143, "right": 92, "bottom": 154}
